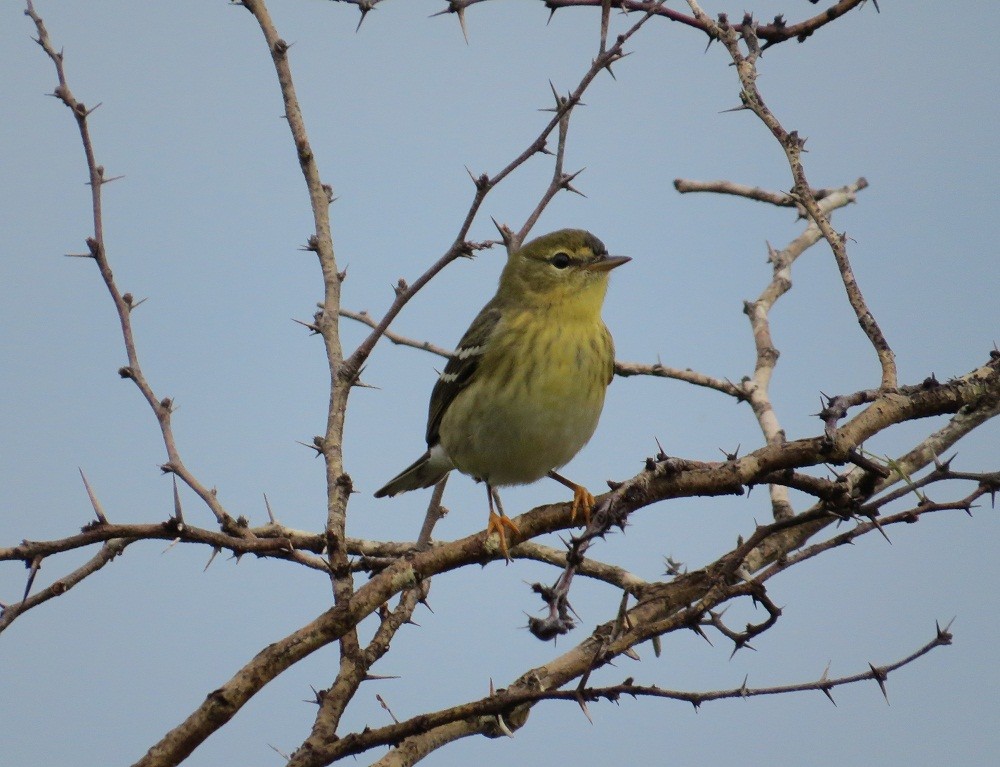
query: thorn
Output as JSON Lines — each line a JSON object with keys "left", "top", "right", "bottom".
{"left": 935, "top": 618, "right": 955, "bottom": 645}
{"left": 430, "top": 1, "right": 470, "bottom": 44}
{"left": 267, "top": 743, "right": 290, "bottom": 761}
{"left": 23, "top": 556, "right": 43, "bottom": 602}
{"left": 162, "top": 537, "right": 181, "bottom": 555}
{"left": 653, "top": 436, "right": 667, "bottom": 462}
{"left": 491, "top": 218, "right": 515, "bottom": 248}
{"left": 575, "top": 691, "right": 594, "bottom": 724}
{"left": 362, "top": 673, "right": 402, "bottom": 682}
{"left": 933, "top": 452, "right": 956, "bottom": 473}
{"left": 821, "top": 686, "right": 837, "bottom": 706}
{"left": 866, "top": 513, "right": 892, "bottom": 544}
{"left": 264, "top": 493, "right": 277, "bottom": 524}
{"left": 561, "top": 167, "right": 587, "bottom": 196}
{"left": 354, "top": 1, "right": 374, "bottom": 33}
{"left": 171, "top": 477, "right": 184, "bottom": 527}
{"left": 689, "top": 622, "right": 713, "bottom": 646}
{"left": 719, "top": 444, "right": 741, "bottom": 461}
{"left": 291, "top": 317, "right": 320, "bottom": 334}
{"left": 547, "top": 79, "right": 561, "bottom": 108}
{"left": 494, "top": 712, "right": 515, "bottom": 738}
{"left": 375, "top": 693, "right": 399, "bottom": 724}
{"left": 122, "top": 293, "right": 149, "bottom": 311}
{"left": 663, "top": 556, "right": 684, "bottom": 576}
{"left": 868, "top": 663, "right": 889, "bottom": 704}
{"left": 79, "top": 468, "right": 109, "bottom": 524}
{"left": 729, "top": 639, "right": 755, "bottom": 659}
{"left": 296, "top": 439, "right": 324, "bottom": 456}
{"left": 204, "top": 546, "right": 221, "bottom": 572}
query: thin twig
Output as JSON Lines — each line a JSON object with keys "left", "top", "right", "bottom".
{"left": 688, "top": 3, "right": 895, "bottom": 387}
{"left": 24, "top": 0, "right": 239, "bottom": 531}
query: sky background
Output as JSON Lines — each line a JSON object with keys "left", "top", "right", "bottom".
{"left": 1, "top": 1, "right": 997, "bottom": 765}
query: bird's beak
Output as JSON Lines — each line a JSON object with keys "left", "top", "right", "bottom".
{"left": 585, "top": 254, "right": 631, "bottom": 273}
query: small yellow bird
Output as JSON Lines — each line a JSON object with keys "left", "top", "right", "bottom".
{"left": 374, "top": 229, "right": 629, "bottom": 558}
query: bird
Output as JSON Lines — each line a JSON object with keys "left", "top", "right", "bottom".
{"left": 374, "top": 228, "right": 629, "bottom": 559}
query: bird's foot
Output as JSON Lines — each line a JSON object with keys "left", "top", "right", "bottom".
{"left": 569, "top": 485, "right": 595, "bottom": 527}
{"left": 487, "top": 511, "right": 520, "bottom": 561}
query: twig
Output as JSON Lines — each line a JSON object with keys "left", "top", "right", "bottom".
{"left": 463, "top": 0, "right": 874, "bottom": 48}
{"left": 303, "top": 619, "right": 950, "bottom": 762}
{"left": 689, "top": 6, "right": 896, "bottom": 388}
{"left": 0, "top": 539, "right": 128, "bottom": 632}
{"left": 339, "top": 308, "right": 454, "bottom": 359}
{"left": 740, "top": 178, "right": 869, "bottom": 519}
{"left": 513, "top": 540, "right": 648, "bottom": 593}
{"left": 614, "top": 360, "right": 743, "bottom": 397}
{"left": 515, "top": 82, "right": 579, "bottom": 246}
{"left": 24, "top": 0, "right": 239, "bottom": 532}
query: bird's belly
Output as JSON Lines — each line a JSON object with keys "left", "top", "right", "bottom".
{"left": 439, "top": 349, "right": 607, "bottom": 486}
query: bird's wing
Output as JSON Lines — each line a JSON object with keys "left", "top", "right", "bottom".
{"left": 425, "top": 302, "right": 502, "bottom": 446}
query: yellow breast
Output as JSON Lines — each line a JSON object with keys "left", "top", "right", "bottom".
{"left": 439, "top": 307, "right": 613, "bottom": 486}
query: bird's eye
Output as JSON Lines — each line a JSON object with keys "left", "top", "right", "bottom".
{"left": 550, "top": 252, "right": 571, "bottom": 269}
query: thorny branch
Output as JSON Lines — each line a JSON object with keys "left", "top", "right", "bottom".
{"left": 285, "top": 622, "right": 951, "bottom": 763}
{"left": 236, "top": 7, "right": 365, "bottom": 745}
{"left": 673, "top": 177, "right": 859, "bottom": 211}
{"left": 528, "top": 355, "right": 1000, "bottom": 639}
{"left": 687, "top": 2, "right": 896, "bottom": 388}
{"left": 131, "top": 3, "right": 661, "bottom": 766}
{"left": 23, "top": 0, "right": 240, "bottom": 534}
{"left": 8, "top": 2, "right": 996, "bottom": 767}
{"left": 346, "top": 0, "right": 874, "bottom": 50}
{"left": 741, "top": 178, "right": 869, "bottom": 520}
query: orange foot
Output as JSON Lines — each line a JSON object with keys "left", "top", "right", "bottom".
{"left": 569, "top": 484, "right": 595, "bottom": 526}
{"left": 487, "top": 511, "right": 521, "bottom": 561}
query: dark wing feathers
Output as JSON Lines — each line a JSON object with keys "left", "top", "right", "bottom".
{"left": 425, "top": 304, "right": 502, "bottom": 446}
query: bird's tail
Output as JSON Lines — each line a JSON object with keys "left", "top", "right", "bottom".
{"left": 374, "top": 446, "right": 453, "bottom": 498}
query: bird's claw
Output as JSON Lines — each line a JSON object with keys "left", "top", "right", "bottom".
{"left": 487, "top": 511, "right": 520, "bottom": 561}
{"left": 569, "top": 485, "right": 595, "bottom": 526}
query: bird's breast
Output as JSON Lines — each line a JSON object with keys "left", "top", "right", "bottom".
{"left": 439, "top": 311, "right": 612, "bottom": 486}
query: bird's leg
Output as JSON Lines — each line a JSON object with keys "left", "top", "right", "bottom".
{"left": 547, "top": 470, "right": 595, "bottom": 526}
{"left": 486, "top": 484, "right": 519, "bottom": 561}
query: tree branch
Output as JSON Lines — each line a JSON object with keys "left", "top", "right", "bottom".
{"left": 23, "top": 0, "right": 240, "bottom": 532}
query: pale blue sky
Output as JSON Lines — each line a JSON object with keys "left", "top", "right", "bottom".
{"left": 2, "top": 2, "right": 997, "bottom": 766}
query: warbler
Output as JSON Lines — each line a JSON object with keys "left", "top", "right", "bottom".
{"left": 374, "top": 229, "right": 629, "bottom": 558}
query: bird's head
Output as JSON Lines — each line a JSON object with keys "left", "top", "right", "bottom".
{"left": 498, "top": 229, "right": 630, "bottom": 312}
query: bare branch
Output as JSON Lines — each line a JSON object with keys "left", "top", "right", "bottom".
{"left": 1, "top": 539, "right": 128, "bottom": 632}
{"left": 24, "top": 0, "right": 240, "bottom": 532}
{"left": 688, "top": 4, "right": 896, "bottom": 388}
